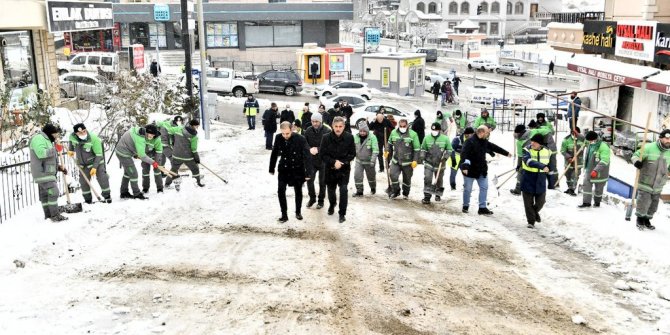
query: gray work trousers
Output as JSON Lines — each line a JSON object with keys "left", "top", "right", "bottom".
{"left": 564, "top": 163, "right": 581, "bottom": 191}
{"left": 38, "top": 181, "right": 59, "bottom": 219}
{"left": 636, "top": 190, "right": 661, "bottom": 219}
{"left": 79, "top": 165, "right": 111, "bottom": 201}
{"left": 141, "top": 161, "right": 164, "bottom": 192}
{"left": 160, "top": 146, "right": 173, "bottom": 169}
{"left": 424, "top": 166, "right": 446, "bottom": 197}
{"left": 117, "top": 155, "right": 141, "bottom": 195}
{"left": 354, "top": 161, "right": 376, "bottom": 193}
{"left": 582, "top": 178, "right": 605, "bottom": 204}
{"left": 522, "top": 191, "right": 546, "bottom": 224}
{"left": 165, "top": 158, "right": 201, "bottom": 185}
{"left": 390, "top": 162, "right": 414, "bottom": 196}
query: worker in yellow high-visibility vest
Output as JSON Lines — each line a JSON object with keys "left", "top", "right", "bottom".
{"left": 242, "top": 94, "right": 259, "bottom": 130}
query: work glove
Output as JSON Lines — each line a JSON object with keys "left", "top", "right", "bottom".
{"left": 590, "top": 170, "right": 598, "bottom": 178}
{"left": 67, "top": 151, "right": 75, "bottom": 157}
{"left": 55, "top": 144, "right": 63, "bottom": 152}
{"left": 411, "top": 161, "right": 418, "bottom": 169}
{"left": 152, "top": 161, "right": 159, "bottom": 169}
{"left": 633, "top": 161, "right": 643, "bottom": 169}
{"left": 90, "top": 168, "right": 97, "bottom": 177}
{"left": 383, "top": 151, "right": 389, "bottom": 159}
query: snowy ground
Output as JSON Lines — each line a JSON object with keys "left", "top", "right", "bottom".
{"left": 1, "top": 114, "right": 670, "bottom": 333}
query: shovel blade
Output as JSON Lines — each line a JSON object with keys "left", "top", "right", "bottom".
{"left": 60, "top": 203, "right": 83, "bottom": 214}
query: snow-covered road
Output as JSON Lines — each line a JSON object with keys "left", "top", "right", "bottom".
{"left": 1, "top": 122, "right": 669, "bottom": 334}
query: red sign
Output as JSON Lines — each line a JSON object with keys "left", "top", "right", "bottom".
{"left": 326, "top": 47, "right": 354, "bottom": 54}
{"left": 132, "top": 44, "right": 144, "bottom": 70}
{"left": 647, "top": 81, "right": 670, "bottom": 95}
{"left": 112, "top": 23, "right": 121, "bottom": 49}
{"left": 567, "top": 63, "right": 643, "bottom": 87}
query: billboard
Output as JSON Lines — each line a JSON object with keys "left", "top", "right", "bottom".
{"left": 46, "top": 1, "right": 114, "bottom": 33}
{"left": 615, "top": 20, "right": 657, "bottom": 61}
{"left": 582, "top": 20, "right": 616, "bottom": 54}
{"left": 655, "top": 23, "right": 670, "bottom": 65}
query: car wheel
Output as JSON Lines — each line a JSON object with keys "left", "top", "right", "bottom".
{"left": 362, "top": 95, "right": 370, "bottom": 100}
{"left": 322, "top": 91, "right": 332, "bottom": 97}
{"left": 511, "top": 70, "right": 516, "bottom": 75}
{"left": 58, "top": 69, "right": 68, "bottom": 76}
{"left": 284, "top": 86, "right": 296, "bottom": 96}
{"left": 521, "top": 73, "right": 525, "bottom": 77}
{"left": 468, "top": 64, "right": 472, "bottom": 70}
{"left": 233, "top": 87, "right": 246, "bottom": 98}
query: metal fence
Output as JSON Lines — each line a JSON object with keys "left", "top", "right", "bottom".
{"left": 490, "top": 107, "right": 571, "bottom": 133}
{"left": 209, "top": 59, "right": 297, "bottom": 76}
{"left": 0, "top": 145, "right": 80, "bottom": 224}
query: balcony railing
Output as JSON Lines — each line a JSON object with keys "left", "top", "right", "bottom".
{"left": 551, "top": 12, "right": 604, "bottom": 23}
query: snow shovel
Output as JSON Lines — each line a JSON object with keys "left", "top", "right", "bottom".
{"left": 490, "top": 167, "right": 516, "bottom": 187}
{"left": 493, "top": 170, "right": 518, "bottom": 196}
{"left": 156, "top": 165, "right": 178, "bottom": 178}
{"left": 427, "top": 150, "right": 449, "bottom": 196}
{"left": 58, "top": 151, "right": 83, "bottom": 214}
{"left": 626, "top": 112, "right": 652, "bottom": 221}
{"left": 200, "top": 163, "right": 229, "bottom": 184}
{"left": 74, "top": 164, "right": 105, "bottom": 203}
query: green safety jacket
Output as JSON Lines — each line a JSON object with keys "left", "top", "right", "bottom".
{"left": 388, "top": 129, "right": 420, "bottom": 166}
{"left": 69, "top": 132, "right": 105, "bottom": 168}
{"left": 29, "top": 132, "right": 58, "bottom": 184}
{"left": 632, "top": 141, "right": 670, "bottom": 194}
{"left": 354, "top": 133, "right": 379, "bottom": 165}
{"left": 560, "top": 134, "right": 586, "bottom": 168}
{"left": 583, "top": 140, "right": 610, "bottom": 183}
{"left": 420, "top": 134, "right": 453, "bottom": 170}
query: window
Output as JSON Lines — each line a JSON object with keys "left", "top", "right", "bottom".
{"left": 351, "top": 83, "right": 363, "bottom": 89}
{"left": 448, "top": 22, "right": 457, "bottom": 29}
{"left": 491, "top": 1, "right": 500, "bottom": 13}
{"left": 87, "top": 56, "right": 100, "bottom": 65}
{"left": 206, "top": 22, "right": 238, "bottom": 48}
{"left": 148, "top": 23, "right": 167, "bottom": 48}
{"left": 417, "top": 3, "right": 425, "bottom": 12}
{"left": 101, "top": 57, "right": 113, "bottom": 66}
{"left": 514, "top": 1, "right": 523, "bottom": 14}
{"left": 479, "top": 22, "right": 488, "bottom": 34}
{"left": 72, "top": 56, "right": 86, "bottom": 65}
{"left": 490, "top": 22, "right": 499, "bottom": 35}
{"left": 428, "top": 2, "right": 437, "bottom": 13}
{"left": 448, "top": 1, "right": 458, "bottom": 14}
{"left": 246, "top": 21, "right": 301, "bottom": 47}
{"left": 461, "top": 2, "right": 470, "bottom": 14}
{"left": 507, "top": 1, "right": 512, "bottom": 14}
{"left": 269, "top": 0, "right": 286, "bottom": 2}
{"left": 480, "top": 2, "right": 488, "bottom": 13}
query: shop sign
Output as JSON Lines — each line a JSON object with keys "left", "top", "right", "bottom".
{"left": 46, "top": 1, "right": 114, "bottom": 33}
{"left": 133, "top": 44, "right": 145, "bottom": 70}
{"left": 153, "top": 4, "right": 170, "bottom": 22}
{"left": 330, "top": 55, "right": 345, "bottom": 71}
{"left": 326, "top": 47, "right": 354, "bottom": 54}
{"left": 582, "top": 20, "right": 616, "bottom": 54}
{"left": 381, "top": 67, "right": 390, "bottom": 88}
{"left": 654, "top": 23, "right": 670, "bottom": 65}
{"left": 403, "top": 58, "right": 422, "bottom": 67}
{"left": 112, "top": 23, "right": 121, "bottom": 49}
{"left": 614, "top": 20, "right": 657, "bottom": 62}
{"left": 567, "top": 63, "right": 643, "bottom": 87}
{"left": 365, "top": 27, "right": 381, "bottom": 51}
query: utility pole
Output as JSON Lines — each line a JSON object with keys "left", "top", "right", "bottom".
{"left": 394, "top": 11, "right": 399, "bottom": 52}
{"left": 196, "top": 0, "right": 210, "bottom": 139}
{"left": 181, "top": 0, "right": 193, "bottom": 97}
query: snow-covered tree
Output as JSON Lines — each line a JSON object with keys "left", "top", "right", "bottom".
{"left": 410, "top": 22, "right": 438, "bottom": 48}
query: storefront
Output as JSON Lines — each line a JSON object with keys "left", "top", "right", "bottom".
{"left": 47, "top": 1, "right": 116, "bottom": 56}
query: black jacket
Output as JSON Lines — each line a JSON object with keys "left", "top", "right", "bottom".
{"left": 340, "top": 105, "right": 354, "bottom": 132}
{"left": 460, "top": 136, "right": 509, "bottom": 178}
{"left": 279, "top": 109, "right": 295, "bottom": 124}
{"left": 301, "top": 111, "right": 313, "bottom": 130}
{"left": 262, "top": 108, "right": 279, "bottom": 133}
{"left": 320, "top": 111, "right": 333, "bottom": 126}
{"left": 303, "top": 125, "right": 331, "bottom": 168}
{"left": 150, "top": 62, "right": 161, "bottom": 77}
{"left": 319, "top": 131, "right": 356, "bottom": 183}
{"left": 269, "top": 133, "right": 313, "bottom": 186}
{"left": 411, "top": 116, "right": 425, "bottom": 144}
{"left": 368, "top": 118, "right": 394, "bottom": 144}
{"left": 431, "top": 82, "right": 441, "bottom": 94}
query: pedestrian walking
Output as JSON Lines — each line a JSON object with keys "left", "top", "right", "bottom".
{"left": 547, "top": 60, "right": 555, "bottom": 75}
{"left": 560, "top": 127, "right": 585, "bottom": 196}
{"left": 319, "top": 117, "right": 356, "bottom": 223}
{"left": 453, "top": 109, "right": 468, "bottom": 135}
{"left": 339, "top": 99, "right": 354, "bottom": 133}
{"left": 368, "top": 110, "right": 394, "bottom": 172}
{"left": 521, "top": 134, "right": 551, "bottom": 228}
{"left": 411, "top": 110, "right": 426, "bottom": 144}
{"left": 116, "top": 125, "right": 163, "bottom": 200}
{"left": 150, "top": 59, "right": 161, "bottom": 77}
{"left": 300, "top": 104, "right": 313, "bottom": 130}
{"left": 303, "top": 112, "right": 331, "bottom": 209}
{"left": 460, "top": 126, "right": 511, "bottom": 215}
{"left": 631, "top": 129, "right": 670, "bottom": 230}
{"left": 452, "top": 76, "right": 462, "bottom": 95}
{"left": 449, "top": 127, "right": 475, "bottom": 190}
{"left": 318, "top": 104, "right": 333, "bottom": 126}
{"left": 386, "top": 118, "right": 421, "bottom": 199}
{"left": 578, "top": 131, "right": 610, "bottom": 208}
{"left": 280, "top": 104, "right": 296, "bottom": 124}
{"left": 262, "top": 102, "right": 280, "bottom": 150}
{"left": 421, "top": 122, "right": 453, "bottom": 204}
{"left": 68, "top": 123, "right": 111, "bottom": 203}
{"left": 353, "top": 122, "right": 379, "bottom": 197}
{"left": 269, "top": 122, "right": 314, "bottom": 222}
{"left": 30, "top": 124, "right": 69, "bottom": 221}
{"left": 510, "top": 124, "right": 532, "bottom": 195}
{"left": 165, "top": 119, "right": 205, "bottom": 189}
{"left": 243, "top": 94, "right": 259, "bottom": 130}
{"left": 473, "top": 108, "right": 497, "bottom": 130}
{"left": 534, "top": 113, "right": 558, "bottom": 188}
{"left": 440, "top": 81, "right": 448, "bottom": 106}
{"left": 431, "top": 80, "right": 441, "bottom": 101}
{"left": 567, "top": 91, "right": 581, "bottom": 131}
{"left": 445, "top": 81, "right": 454, "bottom": 103}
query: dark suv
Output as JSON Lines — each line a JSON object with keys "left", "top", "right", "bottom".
{"left": 257, "top": 70, "right": 303, "bottom": 96}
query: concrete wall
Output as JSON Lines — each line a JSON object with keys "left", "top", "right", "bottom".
{"left": 325, "top": 21, "right": 340, "bottom": 45}
{"left": 363, "top": 58, "right": 400, "bottom": 94}
{"left": 32, "top": 30, "right": 62, "bottom": 104}
{"left": 303, "top": 21, "right": 327, "bottom": 46}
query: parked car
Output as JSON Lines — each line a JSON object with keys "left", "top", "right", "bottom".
{"left": 416, "top": 48, "right": 438, "bottom": 62}
{"left": 58, "top": 52, "right": 119, "bottom": 76}
{"left": 206, "top": 68, "right": 259, "bottom": 97}
{"left": 497, "top": 62, "right": 527, "bottom": 76}
{"left": 320, "top": 94, "right": 367, "bottom": 109}
{"left": 59, "top": 72, "right": 110, "bottom": 103}
{"left": 350, "top": 104, "right": 412, "bottom": 129}
{"left": 467, "top": 59, "right": 499, "bottom": 72}
{"left": 315, "top": 80, "right": 372, "bottom": 100}
{"left": 257, "top": 69, "right": 303, "bottom": 96}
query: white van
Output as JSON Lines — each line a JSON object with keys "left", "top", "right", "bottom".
{"left": 58, "top": 52, "right": 119, "bottom": 75}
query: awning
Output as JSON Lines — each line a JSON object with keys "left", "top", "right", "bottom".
{"left": 567, "top": 55, "right": 660, "bottom": 88}
{"left": 646, "top": 71, "right": 670, "bottom": 96}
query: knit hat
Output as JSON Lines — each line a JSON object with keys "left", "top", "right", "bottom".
{"left": 294, "top": 119, "right": 302, "bottom": 127}
{"left": 173, "top": 115, "right": 183, "bottom": 124}
{"left": 73, "top": 123, "right": 86, "bottom": 133}
{"left": 189, "top": 119, "right": 200, "bottom": 126}
{"left": 431, "top": 122, "right": 441, "bottom": 131}
{"left": 530, "top": 133, "right": 544, "bottom": 145}
{"left": 585, "top": 130, "right": 598, "bottom": 141}
{"left": 454, "top": 109, "right": 462, "bottom": 116}
{"left": 481, "top": 108, "right": 489, "bottom": 115}
{"left": 536, "top": 112, "right": 546, "bottom": 119}
{"left": 414, "top": 110, "right": 421, "bottom": 117}
{"left": 463, "top": 127, "right": 475, "bottom": 135}
{"left": 660, "top": 129, "right": 670, "bottom": 138}
{"left": 145, "top": 124, "right": 161, "bottom": 137}
{"left": 311, "top": 112, "right": 323, "bottom": 123}
{"left": 514, "top": 124, "right": 526, "bottom": 134}
{"left": 571, "top": 126, "right": 581, "bottom": 136}
{"left": 358, "top": 121, "right": 369, "bottom": 132}
{"left": 528, "top": 120, "right": 538, "bottom": 129}
{"left": 42, "top": 124, "right": 61, "bottom": 142}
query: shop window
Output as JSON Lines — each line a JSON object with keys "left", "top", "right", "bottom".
{"left": 0, "top": 30, "right": 37, "bottom": 91}
{"left": 120, "top": 23, "right": 130, "bottom": 47}
{"left": 149, "top": 23, "right": 167, "bottom": 48}
{"left": 206, "top": 22, "right": 238, "bottom": 48}
{"left": 479, "top": 22, "right": 487, "bottom": 34}
{"left": 490, "top": 22, "right": 499, "bottom": 35}
{"left": 245, "top": 21, "right": 301, "bottom": 47}
{"left": 491, "top": 1, "right": 500, "bottom": 14}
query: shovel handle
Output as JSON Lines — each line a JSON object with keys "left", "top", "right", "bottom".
{"left": 58, "top": 150, "right": 73, "bottom": 205}
{"left": 157, "top": 165, "right": 178, "bottom": 177}
{"left": 73, "top": 163, "right": 103, "bottom": 201}
{"left": 199, "top": 163, "right": 228, "bottom": 184}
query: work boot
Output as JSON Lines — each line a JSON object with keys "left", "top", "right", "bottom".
{"left": 327, "top": 205, "right": 335, "bottom": 215}
{"left": 577, "top": 203, "right": 591, "bottom": 208}
{"left": 142, "top": 188, "right": 149, "bottom": 194}
{"left": 462, "top": 206, "right": 469, "bottom": 213}
{"left": 103, "top": 197, "right": 112, "bottom": 204}
{"left": 133, "top": 193, "right": 148, "bottom": 200}
{"left": 157, "top": 188, "right": 164, "bottom": 193}
{"left": 50, "top": 213, "right": 69, "bottom": 222}
{"left": 636, "top": 217, "right": 646, "bottom": 230}
{"left": 450, "top": 184, "right": 456, "bottom": 191}
{"left": 306, "top": 198, "right": 316, "bottom": 208}
{"left": 644, "top": 218, "right": 656, "bottom": 230}
{"left": 564, "top": 189, "right": 577, "bottom": 196}
{"left": 422, "top": 194, "right": 431, "bottom": 204}
{"left": 339, "top": 215, "right": 346, "bottom": 223}
{"left": 43, "top": 207, "right": 51, "bottom": 220}
{"left": 510, "top": 189, "right": 521, "bottom": 196}
{"left": 278, "top": 214, "right": 289, "bottom": 223}
{"left": 296, "top": 213, "right": 303, "bottom": 220}
{"left": 478, "top": 207, "right": 494, "bottom": 215}
{"left": 120, "top": 191, "right": 133, "bottom": 199}
{"left": 593, "top": 199, "right": 601, "bottom": 207}
{"left": 535, "top": 211, "right": 541, "bottom": 223}
{"left": 84, "top": 199, "right": 93, "bottom": 204}
{"left": 527, "top": 222, "right": 535, "bottom": 229}
{"left": 371, "top": 188, "right": 376, "bottom": 195}
{"left": 352, "top": 191, "right": 364, "bottom": 197}
{"left": 316, "top": 202, "right": 324, "bottom": 209}
{"left": 389, "top": 190, "right": 401, "bottom": 199}
{"left": 435, "top": 195, "right": 441, "bottom": 202}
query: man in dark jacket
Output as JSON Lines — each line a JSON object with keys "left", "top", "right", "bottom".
{"left": 431, "top": 80, "right": 441, "bottom": 101}
{"left": 449, "top": 127, "right": 474, "bottom": 190}
{"left": 411, "top": 110, "right": 425, "bottom": 144}
{"left": 452, "top": 76, "right": 462, "bottom": 95}
{"left": 262, "top": 102, "right": 279, "bottom": 150}
{"left": 303, "top": 112, "right": 331, "bottom": 209}
{"left": 318, "top": 104, "right": 332, "bottom": 126}
{"left": 368, "top": 110, "right": 394, "bottom": 172}
{"left": 300, "top": 104, "right": 313, "bottom": 131}
{"left": 521, "top": 134, "right": 551, "bottom": 228}
{"left": 319, "top": 116, "right": 356, "bottom": 223}
{"left": 150, "top": 59, "right": 161, "bottom": 77}
{"left": 460, "top": 126, "right": 511, "bottom": 215}
{"left": 269, "top": 122, "right": 314, "bottom": 222}
{"left": 339, "top": 99, "right": 354, "bottom": 133}
{"left": 567, "top": 91, "right": 581, "bottom": 131}
{"left": 280, "top": 104, "right": 295, "bottom": 124}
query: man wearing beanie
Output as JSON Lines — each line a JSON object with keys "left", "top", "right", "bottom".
{"left": 521, "top": 133, "right": 551, "bottom": 228}
{"left": 303, "top": 111, "right": 331, "bottom": 208}
{"left": 116, "top": 124, "right": 163, "bottom": 199}
{"left": 510, "top": 124, "right": 532, "bottom": 195}
{"left": 435, "top": 110, "right": 453, "bottom": 137}
{"left": 420, "top": 122, "right": 453, "bottom": 204}
{"left": 473, "top": 108, "right": 496, "bottom": 130}
{"left": 579, "top": 131, "right": 610, "bottom": 208}
{"left": 165, "top": 119, "right": 205, "bottom": 190}
{"left": 411, "top": 110, "right": 425, "bottom": 144}
{"left": 560, "top": 127, "right": 586, "bottom": 196}
{"left": 30, "top": 124, "right": 69, "bottom": 221}
{"left": 386, "top": 118, "right": 421, "bottom": 199}
{"left": 368, "top": 110, "right": 394, "bottom": 172}
{"left": 535, "top": 112, "right": 558, "bottom": 188}
{"left": 157, "top": 115, "right": 183, "bottom": 171}
{"left": 140, "top": 123, "right": 165, "bottom": 194}
{"left": 352, "top": 121, "right": 379, "bottom": 197}
{"left": 630, "top": 129, "right": 670, "bottom": 230}
{"left": 449, "top": 126, "right": 475, "bottom": 190}
{"left": 68, "top": 123, "right": 111, "bottom": 203}
{"left": 453, "top": 109, "right": 468, "bottom": 135}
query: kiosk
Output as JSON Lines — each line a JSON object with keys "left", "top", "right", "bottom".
{"left": 362, "top": 53, "right": 426, "bottom": 96}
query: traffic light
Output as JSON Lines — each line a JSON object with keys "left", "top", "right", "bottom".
{"left": 477, "top": 5, "right": 482, "bottom": 15}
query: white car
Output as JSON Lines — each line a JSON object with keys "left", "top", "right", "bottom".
{"left": 59, "top": 72, "right": 110, "bottom": 103}
{"left": 58, "top": 52, "right": 119, "bottom": 76}
{"left": 205, "top": 68, "right": 259, "bottom": 97}
{"left": 315, "top": 80, "right": 372, "bottom": 100}
{"left": 350, "top": 104, "right": 412, "bottom": 129}
{"left": 319, "top": 94, "right": 368, "bottom": 109}
{"left": 497, "top": 62, "right": 527, "bottom": 76}
{"left": 467, "top": 59, "right": 499, "bottom": 72}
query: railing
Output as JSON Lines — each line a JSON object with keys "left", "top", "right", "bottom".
{"left": 533, "top": 12, "right": 553, "bottom": 20}
{"left": 551, "top": 12, "right": 605, "bottom": 23}
{"left": 490, "top": 107, "right": 571, "bottom": 133}
{"left": 208, "top": 60, "right": 297, "bottom": 76}
{"left": 1, "top": 144, "right": 81, "bottom": 224}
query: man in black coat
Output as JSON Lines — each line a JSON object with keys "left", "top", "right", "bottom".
{"left": 431, "top": 80, "right": 441, "bottom": 101}
{"left": 303, "top": 112, "right": 331, "bottom": 209}
{"left": 411, "top": 110, "right": 425, "bottom": 144}
{"left": 262, "top": 102, "right": 279, "bottom": 150}
{"left": 460, "top": 126, "right": 511, "bottom": 215}
{"left": 339, "top": 99, "right": 354, "bottom": 133}
{"left": 269, "top": 122, "right": 314, "bottom": 222}
{"left": 368, "top": 110, "right": 394, "bottom": 172}
{"left": 279, "top": 104, "right": 295, "bottom": 124}
{"left": 320, "top": 116, "right": 356, "bottom": 223}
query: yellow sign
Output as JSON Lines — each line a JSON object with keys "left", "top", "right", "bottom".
{"left": 403, "top": 58, "right": 422, "bottom": 67}
{"left": 381, "top": 67, "right": 390, "bottom": 88}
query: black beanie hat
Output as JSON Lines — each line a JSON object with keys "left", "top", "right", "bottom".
{"left": 173, "top": 115, "right": 183, "bottom": 124}
{"left": 536, "top": 112, "right": 546, "bottom": 119}
{"left": 514, "top": 124, "right": 526, "bottom": 134}
{"left": 463, "top": 127, "right": 475, "bottom": 135}
{"left": 585, "top": 131, "right": 598, "bottom": 141}
{"left": 145, "top": 124, "right": 161, "bottom": 137}
{"left": 42, "top": 124, "right": 61, "bottom": 142}
{"left": 661, "top": 129, "right": 670, "bottom": 138}
{"left": 189, "top": 119, "right": 200, "bottom": 126}
{"left": 431, "top": 122, "right": 441, "bottom": 131}
{"left": 528, "top": 120, "right": 538, "bottom": 129}
{"left": 414, "top": 110, "right": 421, "bottom": 117}
{"left": 530, "top": 133, "right": 544, "bottom": 145}
{"left": 454, "top": 109, "right": 462, "bottom": 116}
{"left": 73, "top": 123, "right": 86, "bottom": 133}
